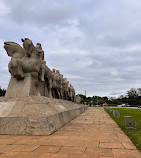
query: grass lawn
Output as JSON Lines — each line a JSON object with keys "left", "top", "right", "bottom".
{"left": 105, "top": 108, "right": 141, "bottom": 152}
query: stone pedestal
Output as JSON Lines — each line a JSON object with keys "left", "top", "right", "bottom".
{"left": 5, "top": 74, "right": 40, "bottom": 97}
{"left": 0, "top": 96, "right": 87, "bottom": 135}
{"left": 39, "top": 81, "right": 50, "bottom": 97}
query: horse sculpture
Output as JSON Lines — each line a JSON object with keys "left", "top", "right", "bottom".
{"left": 4, "top": 41, "right": 25, "bottom": 80}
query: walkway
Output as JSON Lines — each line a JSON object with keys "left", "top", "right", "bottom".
{"left": 0, "top": 108, "right": 140, "bottom": 158}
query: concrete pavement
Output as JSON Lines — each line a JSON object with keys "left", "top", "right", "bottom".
{"left": 0, "top": 108, "right": 140, "bottom": 158}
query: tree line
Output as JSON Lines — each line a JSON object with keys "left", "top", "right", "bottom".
{"left": 0, "top": 87, "right": 6, "bottom": 96}
{"left": 79, "top": 88, "right": 141, "bottom": 106}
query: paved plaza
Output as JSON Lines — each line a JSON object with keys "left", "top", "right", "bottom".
{"left": 0, "top": 108, "right": 140, "bottom": 158}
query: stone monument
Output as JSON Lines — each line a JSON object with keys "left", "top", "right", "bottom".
{"left": 124, "top": 116, "right": 136, "bottom": 129}
{"left": 0, "top": 38, "right": 87, "bottom": 135}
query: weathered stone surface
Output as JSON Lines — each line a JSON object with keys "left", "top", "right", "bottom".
{"left": 5, "top": 74, "right": 40, "bottom": 97}
{"left": 0, "top": 96, "right": 87, "bottom": 135}
{"left": 4, "top": 38, "right": 79, "bottom": 101}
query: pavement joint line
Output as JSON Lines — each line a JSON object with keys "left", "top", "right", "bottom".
{"left": 3, "top": 144, "right": 36, "bottom": 146}
{"left": 31, "top": 145, "right": 40, "bottom": 152}
{"left": 84, "top": 147, "right": 87, "bottom": 153}
{"left": 121, "top": 142, "right": 126, "bottom": 149}
{"left": 99, "top": 147, "right": 124, "bottom": 149}
{"left": 98, "top": 142, "right": 100, "bottom": 148}
{"left": 56, "top": 146, "right": 63, "bottom": 153}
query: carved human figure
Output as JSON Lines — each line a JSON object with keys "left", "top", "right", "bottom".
{"left": 56, "top": 70, "right": 63, "bottom": 99}
{"left": 44, "top": 65, "right": 53, "bottom": 98}
{"left": 21, "top": 38, "right": 43, "bottom": 81}
{"left": 35, "top": 43, "right": 46, "bottom": 81}
{"left": 59, "top": 74, "right": 64, "bottom": 99}
{"left": 69, "top": 84, "right": 75, "bottom": 102}
{"left": 72, "top": 86, "right": 76, "bottom": 102}
{"left": 62, "top": 78, "right": 69, "bottom": 100}
{"left": 52, "top": 69, "right": 60, "bottom": 99}
{"left": 68, "top": 84, "right": 72, "bottom": 101}
{"left": 21, "top": 38, "right": 53, "bottom": 97}
{"left": 51, "top": 69, "right": 57, "bottom": 98}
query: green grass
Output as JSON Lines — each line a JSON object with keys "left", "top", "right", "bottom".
{"left": 105, "top": 108, "right": 141, "bottom": 152}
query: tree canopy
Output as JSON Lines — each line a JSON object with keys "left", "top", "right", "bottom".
{"left": 78, "top": 88, "right": 141, "bottom": 106}
{"left": 0, "top": 87, "right": 6, "bottom": 96}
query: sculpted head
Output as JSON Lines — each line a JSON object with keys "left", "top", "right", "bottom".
{"left": 4, "top": 42, "right": 24, "bottom": 58}
{"left": 36, "top": 43, "right": 42, "bottom": 50}
{"left": 66, "top": 81, "right": 69, "bottom": 87}
{"left": 21, "top": 38, "right": 33, "bottom": 56}
{"left": 52, "top": 69, "right": 56, "bottom": 73}
{"left": 56, "top": 70, "right": 60, "bottom": 74}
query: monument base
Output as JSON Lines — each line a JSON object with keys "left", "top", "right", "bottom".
{"left": 0, "top": 96, "right": 87, "bottom": 135}
{"left": 5, "top": 74, "right": 40, "bottom": 97}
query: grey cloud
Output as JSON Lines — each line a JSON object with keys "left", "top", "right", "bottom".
{"left": 3, "top": 0, "right": 76, "bottom": 26}
{"left": 1, "top": 0, "right": 141, "bottom": 97}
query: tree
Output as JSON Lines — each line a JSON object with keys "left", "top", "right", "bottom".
{"left": 137, "top": 88, "right": 141, "bottom": 96}
{"left": 127, "top": 88, "right": 139, "bottom": 98}
{"left": 0, "top": 87, "right": 6, "bottom": 96}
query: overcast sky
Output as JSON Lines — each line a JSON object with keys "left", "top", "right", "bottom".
{"left": 0, "top": 0, "right": 141, "bottom": 97}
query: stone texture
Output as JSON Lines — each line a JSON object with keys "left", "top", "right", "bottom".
{"left": 112, "top": 149, "right": 141, "bottom": 158}
{"left": 6, "top": 74, "right": 39, "bottom": 97}
{"left": 85, "top": 148, "right": 114, "bottom": 157}
{"left": 0, "top": 96, "right": 87, "bottom": 135}
{"left": 4, "top": 38, "right": 79, "bottom": 102}
{"left": 34, "top": 145, "right": 61, "bottom": 153}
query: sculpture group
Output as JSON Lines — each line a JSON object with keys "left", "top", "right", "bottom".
{"left": 4, "top": 38, "right": 78, "bottom": 102}
{"left": 0, "top": 38, "right": 85, "bottom": 136}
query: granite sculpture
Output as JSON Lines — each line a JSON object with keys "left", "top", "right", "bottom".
{"left": 4, "top": 38, "right": 77, "bottom": 102}
{"left": 0, "top": 38, "right": 87, "bottom": 135}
